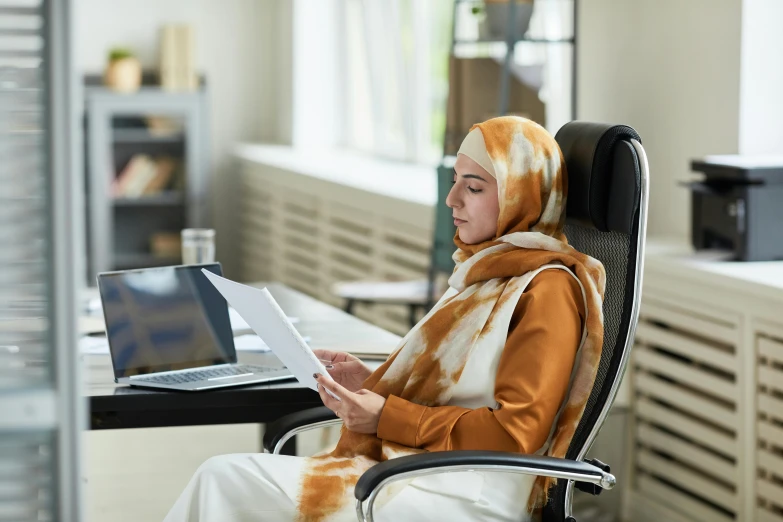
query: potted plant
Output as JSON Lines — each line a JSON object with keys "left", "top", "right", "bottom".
{"left": 103, "top": 48, "right": 142, "bottom": 93}
{"left": 479, "top": 0, "right": 535, "bottom": 41}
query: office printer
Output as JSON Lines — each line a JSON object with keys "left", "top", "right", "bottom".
{"left": 689, "top": 156, "right": 783, "bottom": 261}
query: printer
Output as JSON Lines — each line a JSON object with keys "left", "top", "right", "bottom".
{"left": 689, "top": 156, "right": 783, "bottom": 261}
{"left": 688, "top": 156, "right": 783, "bottom": 261}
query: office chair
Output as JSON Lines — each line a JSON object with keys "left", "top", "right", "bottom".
{"left": 331, "top": 159, "right": 457, "bottom": 328}
{"left": 263, "top": 122, "right": 649, "bottom": 522}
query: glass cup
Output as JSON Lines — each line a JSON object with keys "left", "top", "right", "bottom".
{"left": 181, "top": 228, "right": 215, "bottom": 265}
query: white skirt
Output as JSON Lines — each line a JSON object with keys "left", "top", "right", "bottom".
{"left": 163, "top": 452, "right": 534, "bottom": 522}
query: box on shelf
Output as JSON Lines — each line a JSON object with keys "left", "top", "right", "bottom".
{"left": 160, "top": 24, "right": 197, "bottom": 92}
{"left": 444, "top": 56, "right": 545, "bottom": 156}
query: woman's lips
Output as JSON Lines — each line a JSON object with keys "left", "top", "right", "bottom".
{"left": 454, "top": 218, "right": 467, "bottom": 226}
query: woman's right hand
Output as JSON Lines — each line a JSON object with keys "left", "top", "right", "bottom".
{"left": 312, "top": 349, "right": 372, "bottom": 393}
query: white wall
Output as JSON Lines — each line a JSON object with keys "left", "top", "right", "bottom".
{"left": 739, "top": 0, "right": 783, "bottom": 155}
{"left": 578, "top": 0, "right": 743, "bottom": 241}
{"left": 75, "top": 0, "right": 292, "bottom": 277}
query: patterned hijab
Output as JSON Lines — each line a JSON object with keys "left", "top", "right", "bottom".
{"left": 297, "top": 116, "right": 606, "bottom": 520}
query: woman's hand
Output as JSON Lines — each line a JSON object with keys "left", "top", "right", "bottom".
{"left": 312, "top": 349, "right": 372, "bottom": 393}
{"left": 314, "top": 373, "right": 386, "bottom": 434}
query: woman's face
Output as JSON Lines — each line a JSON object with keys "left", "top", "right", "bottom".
{"left": 446, "top": 154, "right": 500, "bottom": 245}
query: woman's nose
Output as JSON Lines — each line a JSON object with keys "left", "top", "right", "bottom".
{"left": 445, "top": 183, "right": 460, "bottom": 209}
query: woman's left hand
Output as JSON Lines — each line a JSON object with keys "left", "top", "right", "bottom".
{"left": 314, "top": 373, "right": 386, "bottom": 434}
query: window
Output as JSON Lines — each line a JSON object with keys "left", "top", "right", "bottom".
{"left": 340, "top": 0, "right": 453, "bottom": 164}
{"left": 291, "top": 0, "right": 453, "bottom": 165}
{"left": 291, "top": 0, "right": 574, "bottom": 164}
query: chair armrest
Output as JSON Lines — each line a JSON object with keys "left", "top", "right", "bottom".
{"left": 263, "top": 406, "right": 342, "bottom": 454}
{"left": 354, "top": 451, "right": 614, "bottom": 515}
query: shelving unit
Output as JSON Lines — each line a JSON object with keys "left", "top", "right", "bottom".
{"left": 449, "top": 0, "right": 577, "bottom": 124}
{"left": 84, "top": 77, "right": 210, "bottom": 281}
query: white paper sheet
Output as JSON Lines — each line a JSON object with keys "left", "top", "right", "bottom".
{"left": 202, "top": 270, "right": 339, "bottom": 400}
{"left": 233, "top": 333, "right": 312, "bottom": 352}
{"left": 229, "top": 306, "right": 299, "bottom": 333}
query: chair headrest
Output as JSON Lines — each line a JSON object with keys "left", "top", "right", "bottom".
{"left": 555, "top": 121, "right": 643, "bottom": 233}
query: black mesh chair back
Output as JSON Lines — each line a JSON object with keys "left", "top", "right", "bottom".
{"left": 543, "top": 122, "right": 649, "bottom": 520}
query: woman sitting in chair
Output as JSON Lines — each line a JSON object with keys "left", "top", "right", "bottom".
{"left": 165, "top": 116, "right": 605, "bottom": 522}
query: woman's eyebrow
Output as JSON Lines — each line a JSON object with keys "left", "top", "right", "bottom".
{"left": 452, "top": 169, "right": 487, "bottom": 182}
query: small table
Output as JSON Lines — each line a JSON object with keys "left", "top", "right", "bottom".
{"left": 85, "top": 283, "right": 399, "bottom": 431}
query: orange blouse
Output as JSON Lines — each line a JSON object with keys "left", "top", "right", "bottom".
{"left": 376, "top": 269, "right": 585, "bottom": 454}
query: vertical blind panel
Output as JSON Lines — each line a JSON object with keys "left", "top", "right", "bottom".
{"left": 0, "top": 433, "right": 54, "bottom": 521}
{"left": 0, "top": 0, "right": 50, "bottom": 389}
{"left": 0, "top": 1, "right": 68, "bottom": 521}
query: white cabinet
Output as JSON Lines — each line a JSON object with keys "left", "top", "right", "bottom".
{"left": 235, "top": 146, "right": 436, "bottom": 336}
{"left": 626, "top": 242, "right": 783, "bottom": 522}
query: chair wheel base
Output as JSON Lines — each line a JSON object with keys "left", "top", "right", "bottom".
{"left": 565, "top": 517, "right": 576, "bottom": 522}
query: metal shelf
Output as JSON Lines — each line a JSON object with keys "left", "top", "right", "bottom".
{"left": 112, "top": 192, "right": 185, "bottom": 207}
{"left": 454, "top": 37, "right": 574, "bottom": 45}
{"left": 0, "top": 6, "right": 40, "bottom": 15}
{"left": 112, "top": 128, "right": 185, "bottom": 144}
{"left": 113, "top": 253, "right": 181, "bottom": 270}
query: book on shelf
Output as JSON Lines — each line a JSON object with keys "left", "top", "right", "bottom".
{"left": 112, "top": 154, "right": 180, "bottom": 198}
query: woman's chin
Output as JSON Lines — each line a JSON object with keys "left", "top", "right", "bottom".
{"left": 457, "top": 229, "right": 478, "bottom": 245}
{"left": 457, "top": 228, "right": 494, "bottom": 245}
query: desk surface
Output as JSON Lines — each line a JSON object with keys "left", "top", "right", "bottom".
{"left": 86, "top": 283, "right": 399, "bottom": 430}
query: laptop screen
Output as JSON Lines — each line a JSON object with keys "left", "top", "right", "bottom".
{"left": 98, "top": 263, "right": 236, "bottom": 378}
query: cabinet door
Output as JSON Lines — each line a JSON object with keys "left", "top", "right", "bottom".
{"left": 631, "top": 296, "right": 739, "bottom": 522}
{"left": 756, "top": 329, "right": 783, "bottom": 522}
{"left": 239, "top": 164, "right": 434, "bottom": 336}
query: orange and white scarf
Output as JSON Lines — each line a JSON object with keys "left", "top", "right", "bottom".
{"left": 296, "top": 116, "right": 605, "bottom": 520}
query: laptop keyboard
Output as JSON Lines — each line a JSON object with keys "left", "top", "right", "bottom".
{"left": 133, "top": 365, "right": 282, "bottom": 385}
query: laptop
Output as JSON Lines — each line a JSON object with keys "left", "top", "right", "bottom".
{"left": 97, "top": 263, "right": 293, "bottom": 391}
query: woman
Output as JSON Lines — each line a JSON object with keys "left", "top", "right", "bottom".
{"left": 165, "top": 116, "right": 605, "bottom": 522}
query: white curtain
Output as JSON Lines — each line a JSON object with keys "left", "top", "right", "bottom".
{"left": 341, "top": 0, "right": 434, "bottom": 163}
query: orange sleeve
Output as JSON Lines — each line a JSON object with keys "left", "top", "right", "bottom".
{"left": 376, "top": 269, "right": 584, "bottom": 454}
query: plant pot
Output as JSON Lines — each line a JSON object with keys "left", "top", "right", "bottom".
{"left": 479, "top": 2, "right": 534, "bottom": 41}
{"left": 104, "top": 57, "right": 142, "bottom": 93}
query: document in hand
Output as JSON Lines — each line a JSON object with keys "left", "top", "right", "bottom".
{"left": 201, "top": 270, "right": 339, "bottom": 399}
